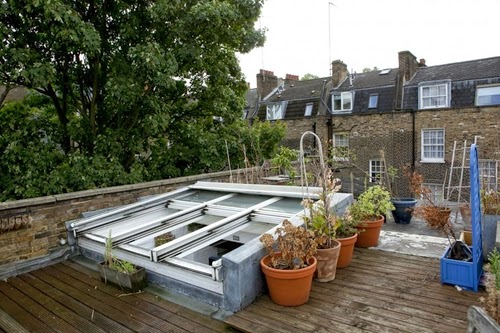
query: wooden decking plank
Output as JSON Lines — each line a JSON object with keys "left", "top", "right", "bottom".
{"left": 227, "top": 306, "right": 304, "bottom": 333}
{"left": 40, "top": 265, "right": 185, "bottom": 333}
{"left": 0, "top": 287, "right": 52, "bottom": 333}
{"left": 307, "top": 288, "right": 454, "bottom": 333}
{"left": 53, "top": 262, "right": 222, "bottom": 333}
{"left": 334, "top": 268, "right": 478, "bottom": 312}
{"left": 63, "top": 260, "right": 235, "bottom": 333}
{"left": 0, "top": 307, "right": 30, "bottom": 333}
{"left": 258, "top": 296, "right": 399, "bottom": 333}
{"left": 19, "top": 273, "right": 132, "bottom": 333}
{"left": 31, "top": 268, "right": 163, "bottom": 333}
{"left": 0, "top": 279, "right": 79, "bottom": 333}
{"left": 313, "top": 278, "right": 468, "bottom": 329}
{"left": 8, "top": 276, "right": 107, "bottom": 333}
{"left": 224, "top": 315, "right": 276, "bottom": 333}
{"left": 342, "top": 261, "right": 481, "bottom": 302}
{"left": 329, "top": 272, "right": 472, "bottom": 317}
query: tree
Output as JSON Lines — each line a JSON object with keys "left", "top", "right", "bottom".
{"left": 362, "top": 67, "right": 379, "bottom": 73}
{"left": 301, "top": 73, "right": 319, "bottom": 80}
{"left": 0, "top": 0, "right": 266, "bottom": 171}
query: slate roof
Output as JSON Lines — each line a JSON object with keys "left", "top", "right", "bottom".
{"left": 244, "top": 88, "right": 259, "bottom": 119}
{"left": 335, "top": 69, "right": 398, "bottom": 91}
{"left": 266, "top": 77, "right": 329, "bottom": 102}
{"left": 406, "top": 56, "right": 500, "bottom": 86}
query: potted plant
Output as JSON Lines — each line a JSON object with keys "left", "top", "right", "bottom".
{"left": 387, "top": 164, "right": 417, "bottom": 224}
{"left": 473, "top": 248, "right": 500, "bottom": 331}
{"left": 259, "top": 219, "right": 318, "bottom": 306}
{"left": 349, "top": 185, "right": 395, "bottom": 248}
{"left": 379, "top": 151, "right": 417, "bottom": 224}
{"left": 302, "top": 168, "right": 342, "bottom": 281}
{"left": 98, "top": 231, "right": 148, "bottom": 292}
{"left": 334, "top": 213, "right": 358, "bottom": 268}
{"left": 482, "top": 189, "right": 500, "bottom": 258}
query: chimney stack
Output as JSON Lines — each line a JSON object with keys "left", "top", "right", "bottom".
{"left": 331, "top": 60, "right": 349, "bottom": 88}
{"left": 419, "top": 58, "right": 427, "bottom": 67}
{"left": 285, "top": 73, "right": 299, "bottom": 85}
{"left": 256, "top": 69, "right": 278, "bottom": 98}
{"left": 396, "top": 50, "right": 420, "bottom": 109}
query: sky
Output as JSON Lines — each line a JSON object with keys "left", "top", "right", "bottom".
{"left": 237, "top": 0, "right": 500, "bottom": 88}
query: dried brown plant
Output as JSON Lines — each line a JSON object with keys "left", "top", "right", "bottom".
{"left": 260, "top": 219, "right": 317, "bottom": 270}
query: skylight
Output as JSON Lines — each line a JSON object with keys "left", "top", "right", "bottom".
{"left": 379, "top": 69, "right": 391, "bottom": 75}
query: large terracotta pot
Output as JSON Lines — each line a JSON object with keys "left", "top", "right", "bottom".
{"left": 314, "top": 240, "right": 341, "bottom": 282}
{"left": 336, "top": 233, "right": 358, "bottom": 268}
{"left": 260, "top": 255, "right": 317, "bottom": 306}
{"left": 355, "top": 215, "right": 384, "bottom": 248}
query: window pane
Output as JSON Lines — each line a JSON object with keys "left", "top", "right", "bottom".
{"left": 333, "top": 95, "right": 341, "bottom": 110}
{"left": 368, "top": 94, "right": 378, "bottom": 108}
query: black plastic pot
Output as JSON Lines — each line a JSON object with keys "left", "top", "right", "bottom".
{"left": 391, "top": 198, "right": 417, "bottom": 224}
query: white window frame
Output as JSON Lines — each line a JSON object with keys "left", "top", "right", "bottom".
{"left": 479, "top": 159, "right": 498, "bottom": 191}
{"left": 332, "top": 92, "right": 353, "bottom": 112}
{"left": 418, "top": 81, "right": 450, "bottom": 109}
{"left": 476, "top": 85, "right": 500, "bottom": 106}
{"left": 266, "top": 102, "right": 284, "bottom": 120}
{"left": 369, "top": 159, "right": 385, "bottom": 183}
{"left": 332, "top": 133, "right": 349, "bottom": 161}
{"left": 422, "top": 183, "right": 445, "bottom": 205}
{"left": 304, "top": 103, "right": 313, "bottom": 116}
{"left": 421, "top": 128, "right": 445, "bottom": 163}
{"left": 368, "top": 94, "right": 378, "bottom": 109}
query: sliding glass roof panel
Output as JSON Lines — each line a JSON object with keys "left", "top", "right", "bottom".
{"left": 89, "top": 207, "right": 181, "bottom": 239}
{"left": 216, "top": 193, "right": 274, "bottom": 209}
{"left": 175, "top": 190, "right": 233, "bottom": 204}
{"left": 128, "top": 214, "right": 224, "bottom": 249}
{"left": 257, "top": 197, "right": 304, "bottom": 214}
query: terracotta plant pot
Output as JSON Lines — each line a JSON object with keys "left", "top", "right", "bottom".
{"left": 260, "top": 254, "right": 317, "bottom": 306}
{"left": 355, "top": 215, "right": 384, "bottom": 248}
{"left": 336, "top": 233, "right": 358, "bottom": 268}
{"left": 314, "top": 240, "right": 341, "bottom": 282}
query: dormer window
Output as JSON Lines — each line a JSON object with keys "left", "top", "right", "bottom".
{"left": 332, "top": 92, "right": 353, "bottom": 112}
{"left": 476, "top": 85, "right": 500, "bottom": 106}
{"left": 418, "top": 81, "right": 450, "bottom": 109}
{"left": 266, "top": 102, "right": 286, "bottom": 120}
{"left": 304, "top": 103, "right": 313, "bottom": 116}
{"left": 368, "top": 94, "right": 379, "bottom": 109}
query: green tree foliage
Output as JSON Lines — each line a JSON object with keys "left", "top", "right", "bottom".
{"left": 0, "top": 0, "right": 276, "bottom": 200}
{"left": 362, "top": 66, "right": 379, "bottom": 73}
{"left": 301, "top": 73, "right": 319, "bottom": 80}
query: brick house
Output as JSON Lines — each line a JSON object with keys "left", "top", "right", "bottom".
{"left": 247, "top": 51, "right": 500, "bottom": 197}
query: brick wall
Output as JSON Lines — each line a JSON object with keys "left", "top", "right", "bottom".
{"left": 0, "top": 169, "right": 250, "bottom": 268}
{"left": 280, "top": 106, "right": 500, "bottom": 196}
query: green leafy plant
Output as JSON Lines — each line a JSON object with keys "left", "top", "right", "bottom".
{"left": 481, "top": 248, "right": 500, "bottom": 323}
{"left": 104, "top": 231, "right": 137, "bottom": 274}
{"left": 260, "top": 219, "right": 317, "bottom": 270}
{"left": 349, "top": 185, "right": 394, "bottom": 224}
{"left": 271, "top": 146, "right": 298, "bottom": 176}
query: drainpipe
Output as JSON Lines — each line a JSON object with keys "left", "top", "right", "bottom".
{"left": 412, "top": 108, "right": 416, "bottom": 171}
{"left": 312, "top": 122, "right": 317, "bottom": 149}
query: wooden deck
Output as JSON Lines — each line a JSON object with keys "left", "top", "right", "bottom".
{"left": 0, "top": 260, "right": 236, "bottom": 333}
{"left": 225, "top": 248, "right": 484, "bottom": 333}
{"left": 0, "top": 249, "right": 485, "bottom": 333}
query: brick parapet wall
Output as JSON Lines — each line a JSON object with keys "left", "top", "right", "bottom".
{"left": 0, "top": 169, "right": 251, "bottom": 267}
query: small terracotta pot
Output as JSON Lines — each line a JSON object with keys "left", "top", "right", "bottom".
{"left": 336, "top": 233, "right": 358, "bottom": 268}
{"left": 355, "top": 215, "right": 384, "bottom": 248}
{"left": 314, "top": 240, "right": 341, "bottom": 282}
{"left": 260, "top": 255, "right": 317, "bottom": 306}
